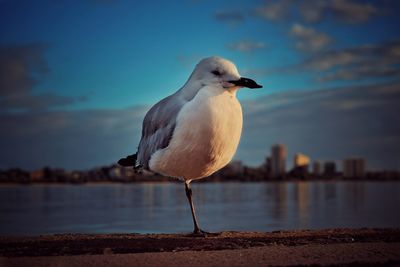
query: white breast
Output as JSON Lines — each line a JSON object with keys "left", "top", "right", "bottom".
{"left": 149, "top": 85, "right": 243, "bottom": 180}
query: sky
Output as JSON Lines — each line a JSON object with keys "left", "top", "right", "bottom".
{"left": 0, "top": 0, "right": 399, "bottom": 171}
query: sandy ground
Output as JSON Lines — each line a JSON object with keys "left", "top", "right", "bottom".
{"left": 1, "top": 228, "right": 399, "bottom": 267}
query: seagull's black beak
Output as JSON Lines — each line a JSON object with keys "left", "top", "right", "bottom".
{"left": 228, "top": 77, "right": 262, "bottom": 89}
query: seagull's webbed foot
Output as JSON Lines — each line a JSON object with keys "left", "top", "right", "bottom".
{"left": 190, "top": 228, "right": 220, "bottom": 237}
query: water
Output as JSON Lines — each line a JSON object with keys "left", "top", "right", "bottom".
{"left": 0, "top": 181, "right": 399, "bottom": 236}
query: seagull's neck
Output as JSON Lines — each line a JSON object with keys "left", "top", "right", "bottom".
{"left": 178, "top": 80, "right": 204, "bottom": 101}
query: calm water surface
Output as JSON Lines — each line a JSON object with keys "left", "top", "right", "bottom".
{"left": 0, "top": 181, "right": 399, "bottom": 236}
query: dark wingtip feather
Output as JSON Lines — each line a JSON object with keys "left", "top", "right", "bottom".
{"left": 118, "top": 154, "right": 137, "bottom": 167}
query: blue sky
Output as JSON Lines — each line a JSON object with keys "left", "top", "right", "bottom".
{"left": 1, "top": 0, "right": 400, "bottom": 170}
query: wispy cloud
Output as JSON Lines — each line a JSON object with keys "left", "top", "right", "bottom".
{"left": 303, "top": 40, "right": 400, "bottom": 81}
{"left": 319, "top": 64, "right": 400, "bottom": 82}
{"left": 254, "top": 0, "right": 383, "bottom": 24}
{"left": 0, "top": 93, "right": 76, "bottom": 113}
{"left": 0, "top": 44, "right": 48, "bottom": 97}
{"left": 298, "top": 0, "right": 327, "bottom": 23}
{"left": 246, "top": 40, "right": 400, "bottom": 82}
{"left": 254, "top": 0, "right": 291, "bottom": 22}
{"left": 0, "top": 44, "right": 81, "bottom": 113}
{"left": 214, "top": 10, "right": 245, "bottom": 25}
{"left": 329, "top": 0, "right": 378, "bottom": 23}
{"left": 289, "top": 23, "right": 333, "bottom": 52}
{"left": 298, "top": 0, "right": 379, "bottom": 23}
{"left": 0, "top": 105, "right": 148, "bottom": 170}
{"left": 227, "top": 40, "right": 266, "bottom": 53}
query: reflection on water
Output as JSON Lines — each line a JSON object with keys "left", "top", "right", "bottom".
{"left": 0, "top": 181, "right": 399, "bottom": 236}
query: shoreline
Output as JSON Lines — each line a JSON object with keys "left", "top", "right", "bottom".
{"left": 1, "top": 228, "right": 400, "bottom": 266}
{"left": 1, "top": 178, "right": 400, "bottom": 186}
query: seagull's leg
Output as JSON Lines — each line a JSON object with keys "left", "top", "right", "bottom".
{"left": 184, "top": 180, "right": 203, "bottom": 234}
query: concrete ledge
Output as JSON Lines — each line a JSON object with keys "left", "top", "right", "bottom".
{"left": 1, "top": 228, "right": 400, "bottom": 267}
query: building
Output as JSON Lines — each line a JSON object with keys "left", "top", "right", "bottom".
{"left": 30, "top": 169, "right": 44, "bottom": 182}
{"left": 289, "top": 153, "right": 310, "bottom": 178}
{"left": 108, "top": 165, "right": 122, "bottom": 180}
{"left": 229, "top": 160, "right": 244, "bottom": 174}
{"left": 343, "top": 158, "right": 366, "bottom": 178}
{"left": 313, "top": 161, "right": 321, "bottom": 176}
{"left": 271, "top": 144, "right": 287, "bottom": 178}
{"left": 294, "top": 153, "right": 310, "bottom": 169}
{"left": 323, "top": 161, "right": 336, "bottom": 177}
{"left": 263, "top": 156, "right": 271, "bottom": 176}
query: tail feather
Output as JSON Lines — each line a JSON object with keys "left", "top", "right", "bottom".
{"left": 118, "top": 154, "right": 137, "bottom": 167}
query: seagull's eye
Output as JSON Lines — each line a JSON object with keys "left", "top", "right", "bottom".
{"left": 211, "top": 70, "right": 221, "bottom": 76}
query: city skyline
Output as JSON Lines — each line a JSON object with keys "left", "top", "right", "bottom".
{"left": 265, "top": 143, "right": 367, "bottom": 174}
{"left": 2, "top": 141, "right": 397, "bottom": 184}
{"left": 0, "top": 142, "right": 374, "bottom": 174}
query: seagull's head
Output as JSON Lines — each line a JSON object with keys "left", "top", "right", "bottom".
{"left": 190, "top": 56, "right": 262, "bottom": 90}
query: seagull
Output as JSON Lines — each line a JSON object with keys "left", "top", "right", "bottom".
{"left": 119, "top": 56, "right": 262, "bottom": 234}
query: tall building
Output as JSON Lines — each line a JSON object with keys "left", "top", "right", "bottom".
{"left": 324, "top": 161, "right": 336, "bottom": 176}
{"left": 313, "top": 161, "right": 321, "bottom": 176}
{"left": 271, "top": 144, "right": 287, "bottom": 178}
{"left": 343, "top": 158, "right": 366, "bottom": 178}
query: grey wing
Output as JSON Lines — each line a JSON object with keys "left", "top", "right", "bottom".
{"left": 136, "top": 94, "right": 185, "bottom": 170}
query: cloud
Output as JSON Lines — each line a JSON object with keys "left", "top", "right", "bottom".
{"left": 255, "top": 0, "right": 291, "bottom": 22}
{"left": 227, "top": 40, "right": 266, "bottom": 53}
{"left": 298, "top": 0, "right": 327, "bottom": 23}
{"left": 239, "top": 82, "right": 400, "bottom": 170}
{"left": 255, "top": 0, "right": 382, "bottom": 24}
{"left": 0, "top": 93, "right": 76, "bottom": 113}
{"left": 248, "top": 40, "right": 400, "bottom": 82}
{"left": 371, "top": 82, "right": 400, "bottom": 95}
{"left": 0, "top": 105, "right": 148, "bottom": 170}
{"left": 320, "top": 98, "right": 378, "bottom": 111}
{"left": 298, "top": 0, "right": 379, "bottom": 23}
{"left": 303, "top": 49, "right": 359, "bottom": 71}
{"left": 329, "top": 0, "right": 378, "bottom": 23}
{"left": 319, "top": 64, "right": 400, "bottom": 82}
{"left": 0, "top": 44, "right": 48, "bottom": 97}
{"left": 0, "top": 44, "right": 79, "bottom": 113}
{"left": 214, "top": 10, "right": 245, "bottom": 25}
{"left": 303, "top": 40, "right": 400, "bottom": 81}
{"left": 289, "top": 23, "right": 333, "bottom": 52}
